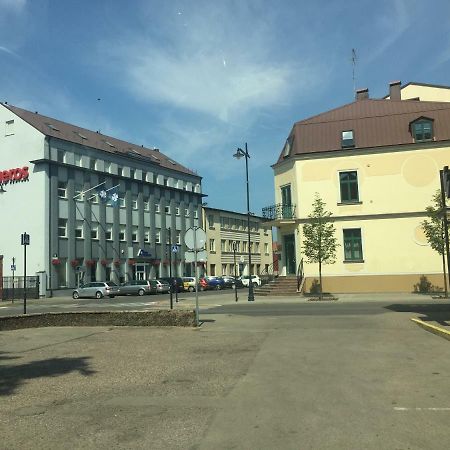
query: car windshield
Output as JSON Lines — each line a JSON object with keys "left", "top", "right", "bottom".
{"left": 107, "top": 282, "right": 118, "bottom": 286}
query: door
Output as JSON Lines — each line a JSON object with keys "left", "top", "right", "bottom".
{"left": 135, "top": 264, "right": 148, "bottom": 280}
{"left": 281, "top": 185, "right": 292, "bottom": 218}
{"left": 284, "top": 234, "right": 296, "bottom": 275}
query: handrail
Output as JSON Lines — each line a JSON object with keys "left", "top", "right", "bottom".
{"left": 262, "top": 203, "right": 296, "bottom": 221}
{"left": 259, "top": 262, "right": 277, "bottom": 286}
{"left": 296, "top": 258, "right": 304, "bottom": 293}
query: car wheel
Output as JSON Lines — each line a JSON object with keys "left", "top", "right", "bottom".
{"left": 252, "top": 282, "right": 258, "bottom": 287}
{"left": 216, "top": 285, "right": 222, "bottom": 290}
{"left": 72, "top": 291, "right": 79, "bottom": 299}
{"left": 95, "top": 291, "right": 103, "bottom": 299}
{"left": 188, "top": 286, "right": 195, "bottom": 292}
{"left": 138, "top": 289, "right": 145, "bottom": 296}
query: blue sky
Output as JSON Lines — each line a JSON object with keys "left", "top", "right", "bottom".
{"left": 1, "top": 0, "right": 450, "bottom": 215}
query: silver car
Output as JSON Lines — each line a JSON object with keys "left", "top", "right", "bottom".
{"left": 72, "top": 281, "right": 120, "bottom": 299}
{"left": 150, "top": 279, "right": 171, "bottom": 294}
{"left": 119, "top": 280, "right": 155, "bottom": 296}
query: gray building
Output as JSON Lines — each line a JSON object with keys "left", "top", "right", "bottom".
{"left": 0, "top": 103, "right": 204, "bottom": 294}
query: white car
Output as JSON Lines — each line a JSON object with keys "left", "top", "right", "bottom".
{"left": 240, "top": 275, "right": 261, "bottom": 287}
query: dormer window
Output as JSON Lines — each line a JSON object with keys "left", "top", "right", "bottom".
{"left": 411, "top": 119, "right": 433, "bottom": 142}
{"left": 283, "top": 135, "right": 294, "bottom": 158}
{"left": 341, "top": 130, "right": 354, "bottom": 148}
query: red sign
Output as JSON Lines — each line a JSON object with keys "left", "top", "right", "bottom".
{"left": 0, "top": 166, "right": 29, "bottom": 185}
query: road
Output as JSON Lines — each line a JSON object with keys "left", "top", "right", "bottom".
{"left": 1, "top": 293, "right": 450, "bottom": 449}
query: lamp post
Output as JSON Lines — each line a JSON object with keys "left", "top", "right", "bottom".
{"left": 233, "top": 143, "right": 255, "bottom": 301}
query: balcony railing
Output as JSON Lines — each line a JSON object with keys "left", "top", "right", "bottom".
{"left": 262, "top": 203, "right": 296, "bottom": 221}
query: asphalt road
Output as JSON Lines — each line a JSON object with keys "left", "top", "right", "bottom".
{"left": 2, "top": 294, "right": 450, "bottom": 449}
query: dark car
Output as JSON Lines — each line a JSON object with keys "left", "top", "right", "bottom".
{"left": 158, "top": 277, "right": 184, "bottom": 292}
{"left": 119, "top": 280, "right": 155, "bottom": 296}
{"left": 221, "top": 276, "right": 236, "bottom": 289}
{"left": 205, "top": 276, "right": 226, "bottom": 290}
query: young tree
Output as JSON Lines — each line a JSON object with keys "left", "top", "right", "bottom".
{"left": 421, "top": 190, "right": 448, "bottom": 296}
{"left": 302, "top": 193, "right": 338, "bottom": 299}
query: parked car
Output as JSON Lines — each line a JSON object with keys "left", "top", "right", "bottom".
{"left": 182, "top": 276, "right": 209, "bottom": 292}
{"left": 240, "top": 275, "right": 262, "bottom": 287}
{"left": 222, "top": 276, "right": 237, "bottom": 289}
{"left": 232, "top": 277, "right": 244, "bottom": 289}
{"left": 150, "top": 279, "right": 171, "bottom": 294}
{"left": 119, "top": 280, "right": 155, "bottom": 296}
{"left": 158, "top": 277, "right": 184, "bottom": 292}
{"left": 205, "top": 276, "right": 226, "bottom": 290}
{"left": 72, "top": 281, "right": 120, "bottom": 299}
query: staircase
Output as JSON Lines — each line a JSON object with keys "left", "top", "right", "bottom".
{"left": 254, "top": 276, "right": 303, "bottom": 296}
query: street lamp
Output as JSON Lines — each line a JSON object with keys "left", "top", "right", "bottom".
{"left": 233, "top": 143, "right": 255, "bottom": 302}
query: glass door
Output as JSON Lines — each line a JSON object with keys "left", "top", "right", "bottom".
{"left": 284, "top": 234, "right": 296, "bottom": 275}
{"left": 281, "top": 185, "right": 292, "bottom": 218}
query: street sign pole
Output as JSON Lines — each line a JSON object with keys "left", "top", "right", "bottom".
{"left": 168, "top": 228, "right": 173, "bottom": 310}
{"left": 174, "top": 248, "right": 178, "bottom": 303}
{"left": 21, "top": 232, "right": 30, "bottom": 314}
{"left": 11, "top": 257, "right": 15, "bottom": 304}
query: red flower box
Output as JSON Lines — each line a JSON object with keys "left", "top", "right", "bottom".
{"left": 100, "top": 259, "right": 109, "bottom": 266}
{"left": 51, "top": 259, "right": 61, "bottom": 265}
{"left": 70, "top": 259, "right": 79, "bottom": 268}
{"left": 85, "top": 259, "right": 96, "bottom": 267}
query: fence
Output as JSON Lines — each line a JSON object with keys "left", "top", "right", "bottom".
{"left": 1, "top": 276, "right": 40, "bottom": 301}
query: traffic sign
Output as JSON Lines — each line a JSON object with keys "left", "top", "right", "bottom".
{"left": 21, "top": 232, "right": 30, "bottom": 246}
{"left": 171, "top": 245, "right": 179, "bottom": 253}
{"left": 184, "top": 227, "right": 206, "bottom": 250}
{"left": 11, "top": 264, "right": 16, "bottom": 271}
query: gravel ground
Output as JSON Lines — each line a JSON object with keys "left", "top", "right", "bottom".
{"left": 0, "top": 324, "right": 267, "bottom": 450}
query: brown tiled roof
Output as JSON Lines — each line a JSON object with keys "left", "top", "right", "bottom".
{"left": 275, "top": 99, "right": 450, "bottom": 166}
{"left": 2, "top": 103, "right": 199, "bottom": 178}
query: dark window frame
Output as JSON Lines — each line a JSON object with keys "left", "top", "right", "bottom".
{"left": 341, "top": 130, "right": 355, "bottom": 148}
{"left": 343, "top": 228, "right": 363, "bottom": 262}
{"left": 412, "top": 120, "right": 433, "bottom": 142}
{"left": 339, "top": 170, "right": 360, "bottom": 203}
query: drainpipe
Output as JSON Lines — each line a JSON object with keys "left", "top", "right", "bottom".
{"left": 47, "top": 136, "right": 53, "bottom": 297}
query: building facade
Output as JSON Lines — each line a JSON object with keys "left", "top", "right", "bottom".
{"left": 0, "top": 103, "right": 204, "bottom": 294}
{"left": 263, "top": 81, "right": 450, "bottom": 293}
{"left": 203, "top": 207, "right": 273, "bottom": 278}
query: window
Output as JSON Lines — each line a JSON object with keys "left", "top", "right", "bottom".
{"left": 221, "top": 240, "right": 226, "bottom": 251}
{"left": 5, "top": 119, "right": 14, "bottom": 136}
{"left": 75, "top": 221, "right": 83, "bottom": 239}
{"left": 343, "top": 228, "right": 363, "bottom": 262}
{"left": 339, "top": 171, "right": 359, "bottom": 203}
{"left": 57, "top": 182, "right": 67, "bottom": 198}
{"left": 209, "top": 239, "right": 215, "bottom": 252}
{"left": 130, "top": 169, "right": 135, "bottom": 179}
{"left": 119, "top": 227, "right": 126, "bottom": 241}
{"left": 74, "top": 184, "right": 83, "bottom": 201}
{"left": 144, "top": 200, "right": 149, "bottom": 211}
{"left": 222, "top": 264, "right": 227, "bottom": 276}
{"left": 194, "top": 210, "right": 198, "bottom": 219}
{"left": 58, "top": 219, "right": 67, "bottom": 238}
{"left": 117, "top": 166, "right": 123, "bottom": 176}
{"left": 155, "top": 203, "right": 160, "bottom": 213}
{"left": 185, "top": 208, "right": 190, "bottom": 217}
{"left": 264, "top": 243, "right": 269, "bottom": 255}
{"left": 341, "top": 130, "right": 354, "bottom": 148}
{"left": 106, "top": 224, "right": 113, "bottom": 240}
{"left": 155, "top": 229, "right": 161, "bottom": 244}
{"left": 210, "top": 264, "right": 216, "bottom": 276}
{"left": 412, "top": 120, "right": 433, "bottom": 142}
{"left": 235, "top": 241, "right": 241, "bottom": 252}
{"left": 145, "top": 230, "right": 150, "bottom": 242}
{"left": 90, "top": 158, "right": 97, "bottom": 170}
{"left": 132, "top": 227, "right": 138, "bottom": 242}
{"left": 75, "top": 154, "right": 82, "bottom": 167}
{"left": 242, "top": 241, "right": 247, "bottom": 252}
{"left": 208, "top": 214, "right": 214, "bottom": 228}
{"left": 255, "top": 242, "right": 260, "bottom": 253}
{"left": 57, "top": 149, "right": 65, "bottom": 163}
{"left": 176, "top": 231, "right": 181, "bottom": 245}
{"left": 163, "top": 177, "right": 168, "bottom": 186}
{"left": 132, "top": 196, "right": 138, "bottom": 210}
{"left": 175, "top": 207, "right": 180, "bottom": 216}
{"left": 91, "top": 224, "right": 99, "bottom": 240}
{"left": 283, "top": 134, "right": 294, "bottom": 157}
{"left": 165, "top": 205, "right": 170, "bottom": 214}
{"left": 119, "top": 195, "right": 125, "bottom": 208}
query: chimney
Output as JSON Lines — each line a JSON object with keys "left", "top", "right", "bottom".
{"left": 355, "top": 88, "right": 369, "bottom": 101}
{"left": 389, "top": 81, "right": 401, "bottom": 101}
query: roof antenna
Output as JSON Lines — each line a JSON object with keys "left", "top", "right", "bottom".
{"left": 352, "top": 48, "right": 357, "bottom": 97}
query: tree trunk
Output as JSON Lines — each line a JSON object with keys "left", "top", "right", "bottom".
{"left": 319, "top": 260, "right": 322, "bottom": 300}
{"left": 442, "top": 251, "right": 448, "bottom": 297}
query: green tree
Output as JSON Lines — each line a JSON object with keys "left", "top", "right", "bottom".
{"left": 302, "top": 193, "right": 339, "bottom": 299}
{"left": 421, "top": 190, "right": 447, "bottom": 296}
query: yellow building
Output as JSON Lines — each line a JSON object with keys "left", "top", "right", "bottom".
{"left": 264, "top": 81, "right": 450, "bottom": 293}
{"left": 203, "top": 207, "right": 273, "bottom": 278}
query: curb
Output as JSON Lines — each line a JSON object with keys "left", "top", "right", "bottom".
{"left": 411, "top": 318, "right": 450, "bottom": 341}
